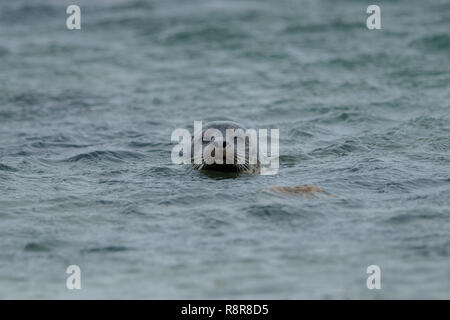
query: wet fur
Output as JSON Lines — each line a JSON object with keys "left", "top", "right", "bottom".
{"left": 191, "top": 121, "right": 260, "bottom": 173}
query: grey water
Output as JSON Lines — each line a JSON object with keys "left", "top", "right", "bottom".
{"left": 0, "top": 0, "right": 449, "bottom": 299}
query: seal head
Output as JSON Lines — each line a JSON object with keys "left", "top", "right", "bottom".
{"left": 191, "top": 121, "right": 260, "bottom": 173}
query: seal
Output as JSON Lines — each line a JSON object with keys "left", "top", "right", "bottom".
{"left": 191, "top": 121, "right": 260, "bottom": 173}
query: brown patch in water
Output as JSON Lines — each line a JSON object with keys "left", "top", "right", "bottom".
{"left": 271, "top": 185, "right": 324, "bottom": 198}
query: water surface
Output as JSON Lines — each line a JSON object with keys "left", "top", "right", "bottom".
{"left": 0, "top": 0, "right": 449, "bottom": 299}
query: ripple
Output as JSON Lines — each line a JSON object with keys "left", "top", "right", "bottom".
{"left": 0, "top": 46, "right": 10, "bottom": 57}
{"left": 161, "top": 26, "right": 248, "bottom": 44}
{"left": 310, "top": 139, "right": 369, "bottom": 157}
{"left": 246, "top": 204, "right": 304, "bottom": 221}
{"left": 406, "top": 241, "right": 450, "bottom": 257}
{"left": 109, "top": 0, "right": 154, "bottom": 11}
{"left": 0, "top": 3, "right": 60, "bottom": 24}
{"left": 81, "top": 246, "right": 130, "bottom": 254}
{"left": 30, "top": 142, "right": 91, "bottom": 149}
{"left": 0, "top": 163, "right": 18, "bottom": 172}
{"left": 24, "top": 243, "right": 51, "bottom": 252}
{"left": 288, "top": 128, "right": 314, "bottom": 138}
{"left": 385, "top": 212, "right": 445, "bottom": 225}
{"left": 278, "top": 154, "right": 310, "bottom": 168}
{"left": 128, "top": 141, "right": 166, "bottom": 148}
{"left": 282, "top": 20, "right": 361, "bottom": 34}
{"left": 410, "top": 34, "right": 450, "bottom": 52}
{"left": 63, "top": 150, "right": 146, "bottom": 163}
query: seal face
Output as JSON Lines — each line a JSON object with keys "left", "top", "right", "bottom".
{"left": 191, "top": 121, "right": 260, "bottom": 173}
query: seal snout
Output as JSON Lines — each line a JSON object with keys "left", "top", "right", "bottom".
{"left": 210, "top": 139, "right": 230, "bottom": 158}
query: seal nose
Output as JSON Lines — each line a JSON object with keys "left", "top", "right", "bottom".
{"left": 210, "top": 140, "right": 229, "bottom": 160}
{"left": 212, "top": 139, "right": 227, "bottom": 149}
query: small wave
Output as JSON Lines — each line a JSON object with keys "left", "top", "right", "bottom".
{"left": 128, "top": 141, "right": 166, "bottom": 148}
{"left": 288, "top": 128, "right": 313, "bottom": 138}
{"left": 161, "top": 26, "right": 247, "bottom": 44}
{"left": 410, "top": 34, "right": 450, "bottom": 52}
{"left": 63, "top": 150, "right": 146, "bottom": 163}
{"left": 327, "top": 52, "right": 391, "bottom": 69}
{"left": 0, "top": 163, "right": 18, "bottom": 172}
{"left": 404, "top": 242, "right": 450, "bottom": 258}
{"left": 282, "top": 20, "right": 361, "bottom": 34}
{"left": 121, "top": 206, "right": 147, "bottom": 216}
{"left": 93, "top": 16, "right": 162, "bottom": 35}
{"left": 25, "top": 134, "right": 72, "bottom": 142}
{"left": 0, "top": 4, "right": 60, "bottom": 24}
{"left": 81, "top": 246, "right": 130, "bottom": 254}
{"left": 384, "top": 211, "right": 446, "bottom": 225}
{"left": 109, "top": 0, "right": 154, "bottom": 11}
{"left": 310, "top": 139, "right": 369, "bottom": 157}
{"left": 245, "top": 204, "right": 308, "bottom": 222}
{"left": 0, "top": 46, "right": 10, "bottom": 57}
{"left": 278, "top": 154, "right": 310, "bottom": 168}
{"left": 30, "top": 142, "right": 90, "bottom": 149}
{"left": 407, "top": 116, "right": 450, "bottom": 130}
{"left": 317, "top": 111, "right": 368, "bottom": 124}
{"left": 142, "top": 166, "right": 179, "bottom": 177}
{"left": 7, "top": 92, "right": 46, "bottom": 107}
{"left": 24, "top": 243, "right": 50, "bottom": 252}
